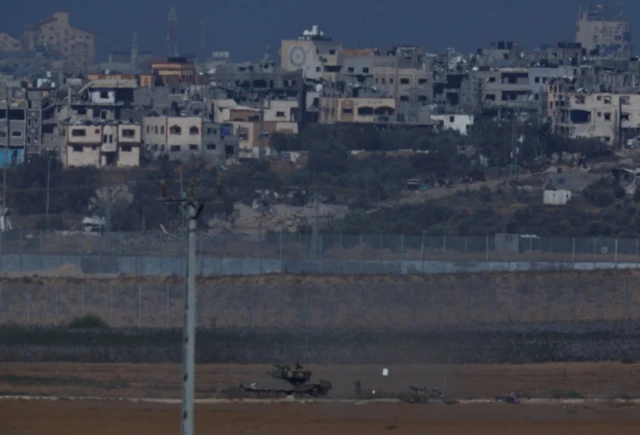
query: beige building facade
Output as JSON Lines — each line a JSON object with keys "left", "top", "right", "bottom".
{"left": 319, "top": 97, "right": 396, "bottom": 124}
{"left": 66, "top": 123, "right": 141, "bottom": 167}
{"left": 280, "top": 25, "right": 343, "bottom": 81}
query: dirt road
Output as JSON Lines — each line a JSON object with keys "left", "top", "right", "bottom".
{"left": 3, "top": 399, "right": 640, "bottom": 435}
{"left": 1, "top": 362, "right": 639, "bottom": 400}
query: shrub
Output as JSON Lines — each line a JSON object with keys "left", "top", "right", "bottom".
{"left": 68, "top": 314, "right": 110, "bottom": 329}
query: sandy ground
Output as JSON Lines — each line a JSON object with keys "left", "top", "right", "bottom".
{"left": 3, "top": 399, "right": 640, "bottom": 435}
{"left": 1, "top": 362, "right": 640, "bottom": 400}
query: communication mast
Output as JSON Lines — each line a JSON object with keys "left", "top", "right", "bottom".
{"left": 130, "top": 30, "right": 138, "bottom": 70}
{"left": 200, "top": 1, "right": 208, "bottom": 60}
{"left": 167, "top": 6, "right": 178, "bottom": 58}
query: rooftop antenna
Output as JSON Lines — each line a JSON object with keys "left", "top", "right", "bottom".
{"left": 130, "top": 30, "right": 138, "bottom": 70}
{"left": 167, "top": 5, "right": 178, "bottom": 58}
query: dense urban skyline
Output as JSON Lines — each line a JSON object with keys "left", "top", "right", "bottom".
{"left": 1, "top": 0, "right": 634, "bottom": 61}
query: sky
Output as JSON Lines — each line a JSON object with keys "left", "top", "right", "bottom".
{"left": 0, "top": 0, "right": 635, "bottom": 62}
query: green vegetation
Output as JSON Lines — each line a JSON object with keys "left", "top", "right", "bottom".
{"left": 68, "top": 314, "right": 110, "bottom": 330}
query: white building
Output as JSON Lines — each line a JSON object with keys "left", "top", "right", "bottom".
{"left": 431, "top": 114, "right": 475, "bottom": 135}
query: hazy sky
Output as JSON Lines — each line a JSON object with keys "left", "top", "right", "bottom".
{"left": 0, "top": 0, "right": 634, "bottom": 61}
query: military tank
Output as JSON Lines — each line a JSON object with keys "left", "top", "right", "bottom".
{"left": 240, "top": 363, "right": 332, "bottom": 398}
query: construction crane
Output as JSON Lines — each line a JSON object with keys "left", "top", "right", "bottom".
{"left": 167, "top": 6, "right": 178, "bottom": 58}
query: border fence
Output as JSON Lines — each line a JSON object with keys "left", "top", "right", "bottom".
{"left": 0, "top": 230, "right": 639, "bottom": 276}
{"left": 0, "top": 273, "right": 637, "bottom": 328}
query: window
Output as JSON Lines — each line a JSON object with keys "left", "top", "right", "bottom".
{"left": 276, "top": 111, "right": 285, "bottom": 117}
{"left": 329, "top": 49, "right": 337, "bottom": 55}
{"left": 604, "top": 113, "right": 612, "bottom": 121}
{"left": 11, "top": 131, "right": 21, "bottom": 137}
{"left": 146, "top": 126, "right": 150, "bottom": 133}
{"left": 170, "top": 145, "right": 181, "bottom": 152}
{"left": 342, "top": 108, "right": 353, "bottom": 114}
{"left": 604, "top": 96, "right": 612, "bottom": 104}
{"left": 169, "top": 125, "right": 182, "bottom": 134}
{"left": 449, "top": 116, "right": 455, "bottom": 122}
{"left": 207, "top": 144, "right": 216, "bottom": 150}
{"left": 622, "top": 113, "right": 630, "bottom": 121}
{"left": 189, "top": 126, "right": 200, "bottom": 135}
{"left": 122, "top": 129, "right": 135, "bottom": 138}
{"left": 121, "top": 145, "right": 132, "bottom": 152}
{"left": 363, "top": 67, "right": 369, "bottom": 74}
{"left": 99, "top": 91, "right": 109, "bottom": 99}
{"left": 160, "top": 126, "right": 165, "bottom": 135}
{"left": 259, "top": 131, "right": 269, "bottom": 139}
{"left": 348, "top": 67, "right": 354, "bottom": 73}
{"left": 400, "top": 78, "right": 410, "bottom": 85}
{"left": 155, "top": 126, "right": 159, "bottom": 134}
{"left": 189, "top": 144, "right": 198, "bottom": 151}
{"left": 71, "top": 129, "right": 86, "bottom": 137}
{"left": 418, "top": 78, "right": 428, "bottom": 84}
{"left": 316, "top": 67, "right": 321, "bottom": 72}
{"left": 72, "top": 145, "right": 83, "bottom": 152}
{"left": 95, "top": 128, "right": 100, "bottom": 134}
{"left": 534, "top": 77, "right": 540, "bottom": 83}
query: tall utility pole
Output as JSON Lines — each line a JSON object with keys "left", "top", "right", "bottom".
{"left": 130, "top": 30, "right": 138, "bottom": 70}
{"left": 161, "top": 176, "right": 222, "bottom": 435}
{"left": 258, "top": 96, "right": 265, "bottom": 160}
{"left": 2, "top": 86, "right": 10, "bottom": 232}
{"left": 45, "top": 155, "right": 51, "bottom": 232}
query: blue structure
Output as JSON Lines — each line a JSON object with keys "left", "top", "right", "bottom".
{"left": 0, "top": 149, "right": 24, "bottom": 168}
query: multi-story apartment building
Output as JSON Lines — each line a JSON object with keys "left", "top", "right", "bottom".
{"left": 547, "top": 79, "right": 640, "bottom": 146}
{"left": 142, "top": 116, "right": 238, "bottom": 162}
{"left": 0, "top": 87, "right": 46, "bottom": 165}
{"left": 280, "top": 25, "right": 343, "bottom": 81}
{"left": 151, "top": 57, "right": 197, "bottom": 86}
{"left": 575, "top": 4, "right": 631, "bottom": 59}
{"left": 319, "top": 97, "right": 396, "bottom": 124}
{"left": 22, "top": 11, "right": 95, "bottom": 68}
{"left": 65, "top": 122, "right": 141, "bottom": 167}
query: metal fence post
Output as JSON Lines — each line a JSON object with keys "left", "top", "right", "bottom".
{"left": 319, "top": 234, "right": 323, "bottom": 273}
{"left": 27, "top": 285, "right": 31, "bottom": 325}
{"left": 298, "top": 233, "right": 302, "bottom": 274}
{"left": 279, "top": 232, "right": 283, "bottom": 273}
{"left": 597, "top": 277, "right": 603, "bottom": 320}
{"left": 625, "top": 275, "right": 630, "bottom": 321}
{"left": 545, "top": 277, "right": 550, "bottom": 322}
{"left": 437, "top": 283, "right": 443, "bottom": 327}
{"left": 400, "top": 234, "right": 405, "bottom": 275}
{"left": 39, "top": 230, "right": 44, "bottom": 270}
{"left": 572, "top": 279, "right": 577, "bottom": 320}
{"left": 18, "top": 227, "right": 23, "bottom": 271}
{"left": 492, "top": 281, "right": 497, "bottom": 323}
{"left": 259, "top": 229, "right": 263, "bottom": 274}
{"left": 485, "top": 235, "right": 490, "bottom": 272}
{"left": 359, "top": 234, "right": 363, "bottom": 273}
{"left": 166, "top": 283, "right": 170, "bottom": 328}
{"left": 137, "top": 285, "right": 142, "bottom": 328}
{"left": 109, "top": 286, "right": 114, "bottom": 328}
{"left": 411, "top": 286, "right": 416, "bottom": 328}
{"left": 465, "top": 281, "right": 470, "bottom": 325}
{"left": 442, "top": 235, "right": 447, "bottom": 274}
{"left": 279, "top": 285, "right": 283, "bottom": 328}
{"left": 54, "top": 286, "right": 58, "bottom": 327}
{"left": 420, "top": 233, "right": 426, "bottom": 273}
{"left": 223, "top": 287, "right": 227, "bottom": 328}
{"left": 250, "top": 286, "right": 255, "bottom": 329}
